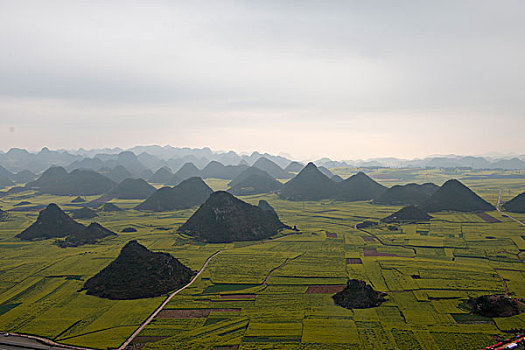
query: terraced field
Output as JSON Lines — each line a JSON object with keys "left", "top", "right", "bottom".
{"left": 0, "top": 171, "right": 524, "bottom": 349}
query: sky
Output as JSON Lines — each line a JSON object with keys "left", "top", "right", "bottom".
{"left": 0, "top": 0, "right": 524, "bottom": 160}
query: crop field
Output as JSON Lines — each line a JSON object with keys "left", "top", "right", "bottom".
{"left": 0, "top": 170, "right": 524, "bottom": 349}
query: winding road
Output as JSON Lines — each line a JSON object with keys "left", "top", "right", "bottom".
{"left": 117, "top": 250, "right": 222, "bottom": 350}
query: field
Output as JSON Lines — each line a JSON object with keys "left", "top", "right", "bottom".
{"left": 0, "top": 168, "right": 524, "bottom": 349}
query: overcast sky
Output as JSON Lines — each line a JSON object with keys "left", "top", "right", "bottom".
{"left": 0, "top": 1, "right": 524, "bottom": 160}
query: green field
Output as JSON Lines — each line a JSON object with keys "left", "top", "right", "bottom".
{"left": 0, "top": 169, "right": 524, "bottom": 349}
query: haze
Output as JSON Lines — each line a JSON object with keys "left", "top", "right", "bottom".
{"left": 0, "top": 1, "right": 524, "bottom": 160}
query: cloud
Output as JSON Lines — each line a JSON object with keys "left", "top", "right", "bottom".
{"left": 0, "top": 1, "right": 524, "bottom": 158}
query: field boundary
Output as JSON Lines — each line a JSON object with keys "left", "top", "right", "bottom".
{"left": 117, "top": 250, "right": 222, "bottom": 350}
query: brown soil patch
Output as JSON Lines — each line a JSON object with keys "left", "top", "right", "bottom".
{"left": 361, "top": 236, "right": 375, "bottom": 242}
{"left": 210, "top": 308, "right": 242, "bottom": 313}
{"left": 157, "top": 308, "right": 241, "bottom": 318}
{"left": 157, "top": 309, "right": 211, "bottom": 318}
{"left": 363, "top": 248, "right": 399, "bottom": 257}
{"left": 476, "top": 212, "right": 501, "bottom": 223}
{"left": 220, "top": 294, "right": 257, "bottom": 300}
{"left": 346, "top": 258, "right": 363, "bottom": 264}
{"left": 305, "top": 285, "right": 346, "bottom": 294}
{"left": 326, "top": 232, "right": 338, "bottom": 238}
{"left": 133, "top": 336, "right": 169, "bottom": 343}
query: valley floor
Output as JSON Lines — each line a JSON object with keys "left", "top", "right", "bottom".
{"left": 0, "top": 171, "right": 524, "bottom": 349}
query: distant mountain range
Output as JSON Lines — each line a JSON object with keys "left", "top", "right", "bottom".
{"left": 1, "top": 146, "right": 524, "bottom": 176}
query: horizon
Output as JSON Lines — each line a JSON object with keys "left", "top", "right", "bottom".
{"left": 1, "top": 1, "right": 524, "bottom": 159}
{"left": 0, "top": 144, "right": 524, "bottom": 163}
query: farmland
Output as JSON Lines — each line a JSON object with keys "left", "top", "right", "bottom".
{"left": 0, "top": 168, "right": 524, "bottom": 349}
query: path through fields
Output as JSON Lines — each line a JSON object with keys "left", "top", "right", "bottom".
{"left": 496, "top": 189, "right": 525, "bottom": 226}
{"left": 117, "top": 250, "right": 222, "bottom": 350}
{"left": 262, "top": 254, "right": 303, "bottom": 285}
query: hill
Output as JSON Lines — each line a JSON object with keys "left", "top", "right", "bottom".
{"left": 332, "top": 279, "right": 387, "bottom": 309}
{"left": 331, "top": 175, "right": 343, "bottom": 182}
{"left": 115, "top": 151, "right": 147, "bottom": 177}
{"left": 108, "top": 178, "right": 156, "bottom": 199}
{"left": 149, "top": 166, "right": 173, "bottom": 184}
{"left": 58, "top": 222, "right": 116, "bottom": 248}
{"left": 0, "top": 175, "right": 14, "bottom": 189}
{"left": 26, "top": 166, "right": 67, "bottom": 189}
{"left": 467, "top": 295, "right": 520, "bottom": 317}
{"left": 166, "top": 174, "right": 182, "bottom": 186}
{"left": 284, "top": 161, "right": 304, "bottom": 173}
{"left": 101, "top": 165, "right": 133, "bottom": 183}
{"left": 136, "top": 177, "right": 213, "bottom": 211}
{"left": 178, "top": 191, "right": 288, "bottom": 243}
{"left": 420, "top": 179, "right": 495, "bottom": 212}
{"left": 0, "top": 165, "right": 14, "bottom": 180}
{"left": 71, "top": 196, "right": 86, "bottom": 203}
{"left": 71, "top": 207, "right": 98, "bottom": 219}
{"left": 100, "top": 203, "right": 122, "bottom": 212}
{"left": 228, "top": 167, "right": 274, "bottom": 187}
{"left": 0, "top": 186, "right": 26, "bottom": 198}
{"left": 258, "top": 199, "right": 278, "bottom": 218}
{"left": 279, "top": 162, "right": 337, "bottom": 201}
{"left": 173, "top": 163, "right": 201, "bottom": 181}
{"left": 381, "top": 206, "right": 432, "bottom": 223}
{"left": 502, "top": 192, "right": 525, "bottom": 213}
{"left": 253, "top": 157, "right": 290, "bottom": 179}
{"left": 0, "top": 209, "right": 7, "bottom": 222}
{"left": 373, "top": 183, "right": 439, "bottom": 205}
{"left": 16, "top": 204, "right": 85, "bottom": 240}
{"left": 229, "top": 174, "right": 283, "bottom": 195}
{"left": 334, "top": 172, "right": 386, "bottom": 201}
{"left": 27, "top": 167, "right": 116, "bottom": 196}
{"left": 12, "top": 169, "right": 36, "bottom": 183}
{"left": 201, "top": 161, "right": 248, "bottom": 179}
{"left": 318, "top": 166, "right": 333, "bottom": 178}
{"left": 81, "top": 240, "right": 194, "bottom": 299}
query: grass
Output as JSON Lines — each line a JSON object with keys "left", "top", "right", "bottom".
{"left": 0, "top": 169, "right": 524, "bottom": 349}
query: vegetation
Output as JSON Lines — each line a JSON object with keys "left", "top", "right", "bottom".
{"left": 332, "top": 279, "right": 387, "bottom": 309}
{"left": 229, "top": 174, "right": 283, "bottom": 195}
{"left": 253, "top": 157, "right": 291, "bottom": 179}
{"left": 149, "top": 166, "right": 174, "bottom": 184}
{"left": 173, "top": 163, "right": 201, "bottom": 182}
{"left": 279, "top": 162, "right": 337, "bottom": 200}
{"left": 178, "top": 191, "right": 289, "bottom": 242}
{"left": 200, "top": 161, "right": 248, "bottom": 179}
{"left": 16, "top": 203, "right": 85, "bottom": 240}
{"left": 70, "top": 207, "right": 98, "bottom": 219}
{"left": 257, "top": 199, "right": 278, "bottom": 218}
{"left": 58, "top": 222, "right": 116, "bottom": 248}
{"left": 421, "top": 179, "right": 495, "bottom": 212}
{"left": 71, "top": 196, "right": 85, "bottom": 203}
{"left": 136, "top": 177, "right": 213, "bottom": 211}
{"left": 26, "top": 167, "right": 116, "bottom": 195}
{"left": 81, "top": 240, "right": 194, "bottom": 300}
{"left": 467, "top": 295, "right": 521, "bottom": 317}
{"left": 0, "top": 167, "right": 524, "bottom": 349}
{"left": 0, "top": 209, "right": 7, "bottom": 222}
{"left": 381, "top": 205, "right": 432, "bottom": 223}
{"left": 503, "top": 191, "right": 525, "bottom": 213}
{"left": 335, "top": 171, "right": 386, "bottom": 201}
{"left": 108, "top": 178, "right": 156, "bottom": 199}
{"left": 100, "top": 202, "right": 122, "bottom": 212}
{"left": 228, "top": 166, "right": 275, "bottom": 188}
{"left": 374, "top": 183, "right": 438, "bottom": 205}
